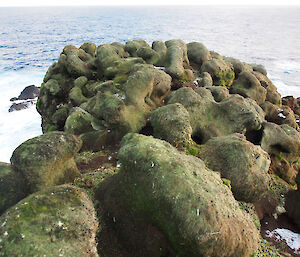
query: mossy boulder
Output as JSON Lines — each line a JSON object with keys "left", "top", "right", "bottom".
{"left": 230, "top": 71, "right": 267, "bottom": 105}
{"left": 200, "top": 58, "right": 235, "bottom": 87}
{"left": 69, "top": 86, "right": 88, "bottom": 106}
{"left": 187, "top": 42, "right": 211, "bottom": 68}
{"left": 253, "top": 71, "right": 282, "bottom": 105}
{"left": 223, "top": 57, "right": 253, "bottom": 78}
{"left": 97, "top": 133, "right": 259, "bottom": 257}
{"left": 150, "top": 103, "right": 192, "bottom": 147}
{"left": 105, "top": 57, "right": 145, "bottom": 79}
{"left": 10, "top": 132, "right": 82, "bottom": 193}
{"left": 0, "top": 162, "right": 29, "bottom": 215}
{"left": 79, "top": 42, "right": 97, "bottom": 57}
{"left": 0, "top": 185, "right": 98, "bottom": 257}
{"left": 205, "top": 85, "right": 230, "bottom": 102}
{"left": 195, "top": 72, "right": 213, "bottom": 87}
{"left": 124, "top": 39, "right": 150, "bottom": 57}
{"left": 59, "top": 45, "right": 96, "bottom": 79}
{"left": 198, "top": 133, "right": 271, "bottom": 203}
{"left": 64, "top": 107, "right": 102, "bottom": 135}
{"left": 251, "top": 63, "right": 267, "bottom": 75}
{"left": 164, "top": 39, "right": 193, "bottom": 81}
{"left": 166, "top": 87, "right": 265, "bottom": 143}
{"left": 136, "top": 46, "right": 160, "bottom": 64}
{"left": 260, "top": 122, "right": 300, "bottom": 183}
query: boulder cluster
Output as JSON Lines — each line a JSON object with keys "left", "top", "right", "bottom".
{"left": 0, "top": 39, "right": 299, "bottom": 257}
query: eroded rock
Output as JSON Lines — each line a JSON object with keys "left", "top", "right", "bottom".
{"left": 0, "top": 185, "right": 98, "bottom": 257}
{"left": 198, "top": 133, "right": 271, "bottom": 203}
{"left": 10, "top": 132, "right": 82, "bottom": 192}
{"left": 96, "top": 133, "right": 259, "bottom": 257}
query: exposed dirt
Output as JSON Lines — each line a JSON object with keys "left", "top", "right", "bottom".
{"left": 261, "top": 214, "right": 300, "bottom": 257}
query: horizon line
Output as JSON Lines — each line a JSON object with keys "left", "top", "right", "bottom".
{"left": 1, "top": 4, "right": 300, "bottom": 7}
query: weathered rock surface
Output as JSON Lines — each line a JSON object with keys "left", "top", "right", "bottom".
{"left": 230, "top": 71, "right": 267, "bottom": 105}
{"left": 261, "top": 101, "right": 297, "bottom": 129}
{"left": 0, "top": 162, "right": 29, "bottom": 215}
{"left": 200, "top": 58, "right": 235, "bottom": 87}
{"left": 205, "top": 85, "right": 230, "bottom": 102}
{"left": 97, "top": 133, "right": 260, "bottom": 257}
{"left": 0, "top": 185, "right": 98, "bottom": 257}
{"left": 164, "top": 39, "right": 193, "bottom": 81}
{"left": 150, "top": 103, "right": 192, "bottom": 147}
{"left": 198, "top": 133, "right": 271, "bottom": 203}
{"left": 10, "top": 85, "right": 40, "bottom": 101}
{"left": 260, "top": 122, "right": 300, "bottom": 183}
{"left": 8, "top": 100, "right": 35, "bottom": 112}
{"left": 10, "top": 132, "right": 82, "bottom": 193}
{"left": 166, "top": 87, "right": 265, "bottom": 143}
{"left": 187, "top": 42, "right": 211, "bottom": 68}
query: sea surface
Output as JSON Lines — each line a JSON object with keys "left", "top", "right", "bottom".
{"left": 0, "top": 6, "right": 300, "bottom": 162}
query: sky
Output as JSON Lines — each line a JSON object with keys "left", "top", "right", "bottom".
{"left": 0, "top": 0, "right": 300, "bottom": 6}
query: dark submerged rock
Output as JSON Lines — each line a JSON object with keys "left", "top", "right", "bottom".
{"left": 11, "top": 85, "right": 40, "bottom": 101}
{"left": 8, "top": 100, "right": 34, "bottom": 112}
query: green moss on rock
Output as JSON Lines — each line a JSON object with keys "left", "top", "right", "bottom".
{"left": 10, "top": 132, "right": 82, "bottom": 193}
{"left": 0, "top": 185, "right": 99, "bottom": 257}
{"left": 97, "top": 133, "right": 259, "bottom": 257}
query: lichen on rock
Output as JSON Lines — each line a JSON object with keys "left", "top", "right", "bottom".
{"left": 96, "top": 133, "right": 260, "bottom": 257}
{"left": 0, "top": 185, "right": 99, "bottom": 257}
{"left": 10, "top": 132, "right": 82, "bottom": 193}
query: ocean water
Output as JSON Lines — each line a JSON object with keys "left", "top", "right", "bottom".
{"left": 0, "top": 6, "right": 300, "bottom": 162}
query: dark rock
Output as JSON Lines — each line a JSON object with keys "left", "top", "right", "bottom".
{"left": 10, "top": 85, "right": 40, "bottom": 102}
{"left": 8, "top": 100, "right": 34, "bottom": 112}
{"left": 18, "top": 85, "right": 40, "bottom": 100}
{"left": 285, "top": 172, "right": 300, "bottom": 227}
{"left": 282, "top": 95, "right": 300, "bottom": 116}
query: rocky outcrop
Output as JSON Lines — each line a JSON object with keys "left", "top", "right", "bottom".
{"left": 9, "top": 85, "right": 40, "bottom": 112}
{"left": 10, "top": 85, "right": 40, "bottom": 101}
{"left": 198, "top": 133, "right": 271, "bottom": 203}
{"left": 97, "top": 133, "right": 259, "bottom": 257}
{"left": 10, "top": 132, "right": 82, "bottom": 192}
{"left": 260, "top": 122, "right": 300, "bottom": 183}
{"left": 230, "top": 71, "right": 267, "bottom": 105}
{"left": 166, "top": 87, "right": 264, "bottom": 143}
{"left": 0, "top": 185, "right": 98, "bottom": 257}
{"left": 201, "top": 58, "right": 235, "bottom": 87}
{"left": 29, "top": 39, "right": 300, "bottom": 256}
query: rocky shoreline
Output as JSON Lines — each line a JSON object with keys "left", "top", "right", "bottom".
{"left": 0, "top": 39, "right": 299, "bottom": 256}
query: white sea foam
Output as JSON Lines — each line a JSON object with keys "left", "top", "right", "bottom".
{"left": 269, "top": 73, "right": 300, "bottom": 98}
{"left": 265, "top": 228, "right": 300, "bottom": 254}
{"left": 0, "top": 70, "right": 44, "bottom": 162}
